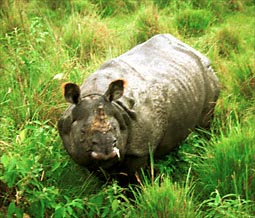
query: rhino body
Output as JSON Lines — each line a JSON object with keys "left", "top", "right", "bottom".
{"left": 58, "top": 34, "right": 219, "bottom": 177}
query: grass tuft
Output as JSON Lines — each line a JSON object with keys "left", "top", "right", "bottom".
{"left": 176, "top": 9, "right": 213, "bottom": 37}
{"left": 195, "top": 119, "right": 255, "bottom": 203}
{"left": 131, "top": 174, "right": 197, "bottom": 218}
{"left": 62, "top": 13, "right": 112, "bottom": 63}
{"left": 0, "top": 1, "right": 30, "bottom": 35}
{"left": 91, "top": 0, "right": 137, "bottom": 17}
{"left": 231, "top": 58, "right": 255, "bottom": 100}
{"left": 199, "top": 190, "right": 255, "bottom": 218}
{"left": 133, "top": 4, "right": 167, "bottom": 44}
{"left": 228, "top": 0, "right": 245, "bottom": 12}
{"left": 215, "top": 27, "right": 241, "bottom": 58}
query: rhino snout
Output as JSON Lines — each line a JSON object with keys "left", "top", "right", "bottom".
{"left": 91, "top": 147, "right": 120, "bottom": 160}
{"left": 90, "top": 135, "right": 119, "bottom": 161}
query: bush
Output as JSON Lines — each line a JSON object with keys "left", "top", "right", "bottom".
{"left": 199, "top": 190, "right": 255, "bottom": 218}
{"left": 0, "top": 121, "right": 105, "bottom": 217}
{"left": 0, "top": 121, "right": 66, "bottom": 217}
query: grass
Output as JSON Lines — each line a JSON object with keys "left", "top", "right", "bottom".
{"left": 62, "top": 12, "right": 113, "bottom": 62}
{"left": 130, "top": 173, "right": 197, "bottom": 218}
{"left": 215, "top": 27, "right": 241, "bottom": 58}
{"left": 176, "top": 9, "right": 213, "bottom": 37}
{"left": 195, "top": 118, "right": 255, "bottom": 200}
{"left": 0, "top": 0, "right": 255, "bottom": 217}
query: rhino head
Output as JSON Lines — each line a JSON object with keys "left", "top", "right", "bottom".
{"left": 58, "top": 79, "right": 129, "bottom": 170}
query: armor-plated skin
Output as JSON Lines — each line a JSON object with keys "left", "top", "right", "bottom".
{"left": 58, "top": 34, "right": 220, "bottom": 176}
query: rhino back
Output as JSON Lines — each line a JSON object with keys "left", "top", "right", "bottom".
{"left": 80, "top": 34, "right": 219, "bottom": 157}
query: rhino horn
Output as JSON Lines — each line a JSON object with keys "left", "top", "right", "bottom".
{"left": 91, "top": 104, "right": 111, "bottom": 133}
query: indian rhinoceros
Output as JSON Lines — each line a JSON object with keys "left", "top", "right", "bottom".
{"left": 58, "top": 34, "right": 219, "bottom": 178}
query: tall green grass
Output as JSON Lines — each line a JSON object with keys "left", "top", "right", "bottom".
{"left": 62, "top": 13, "right": 113, "bottom": 62}
{"left": 176, "top": 9, "right": 213, "bottom": 36}
{"left": 1, "top": 0, "right": 255, "bottom": 217}
{"left": 130, "top": 173, "right": 198, "bottom": 218}
{"left": 195, "top": 118, "right": 255, "bottom": 201}
{"left": 192, "top": 85, "right": 255, "bottom": 216}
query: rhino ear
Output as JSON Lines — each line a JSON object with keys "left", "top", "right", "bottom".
{"left": 105, "top": 79, "right": 126, "bottom": 102}
{"left": 62, "top": 83, "right": 81, "bottom": 104}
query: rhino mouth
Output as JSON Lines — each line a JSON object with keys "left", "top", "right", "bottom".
{"left": 91, "top": 147, "right": 120, "bottom": 160}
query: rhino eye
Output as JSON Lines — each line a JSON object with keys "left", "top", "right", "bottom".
{"left": 81, "top": 128, "right": 86, "bottom": 134}
{"left": 92, "top": 140, "right": 98, "bottom": 146}
{"left": 71, "top": 120, "right": 77, "bottom": 127}
{"left": 111, "top": 123, "right": 118, "bottom": 131}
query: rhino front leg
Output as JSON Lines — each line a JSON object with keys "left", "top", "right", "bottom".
{"left": 124, "top": 155, "right": 148, "bottom": 172}
{"left": 111, "top": 156, "right": 149, "bottom": 186}
{"left": 198, "top": 92, "right": 219, "bottom": 129}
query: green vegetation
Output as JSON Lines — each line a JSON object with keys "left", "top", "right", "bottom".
{"left": 0, "top": 0, "right": 254, "bottom": 217}
{"left": 176, "top": 9, "right": 213, "bottom": 36}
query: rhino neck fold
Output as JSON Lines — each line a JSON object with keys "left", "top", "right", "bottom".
{"left": 115, "top": 100, "right": 137, "bottom": 120}
{"left": 112, "top": 100, "right": 136, "bottom": 132}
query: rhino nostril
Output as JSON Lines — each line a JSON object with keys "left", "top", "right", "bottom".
{"left": 112, "top": 139, "right": 117, "bottom": 147}
{"left": 92, "top": 139, "right": 99, "bottom": 147}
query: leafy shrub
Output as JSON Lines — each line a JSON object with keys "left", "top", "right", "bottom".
{"left": 0, "top": 121, "right": 66, "bottom": 217}
{"left": 0, "top": 121, "right": 103, "bottom": 217}
{"left": 176, "top": 9, "right": 212, "bottom": 36}
{"left": 0, "top": 119, "right": 130, "bottom": 217}
{"left": 83, "top": 182, "right": 131, "bottom": 217}
{"left": 199, "top": 190, "right": 255, "bottom": 218}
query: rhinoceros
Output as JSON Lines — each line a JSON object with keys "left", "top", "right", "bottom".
{"left": 58, "top": 34, "right": 219, "bottom": 178}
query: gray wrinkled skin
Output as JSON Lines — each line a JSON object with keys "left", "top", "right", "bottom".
{"left": 58, "top": 34, "right": 220, "bottom": 176}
